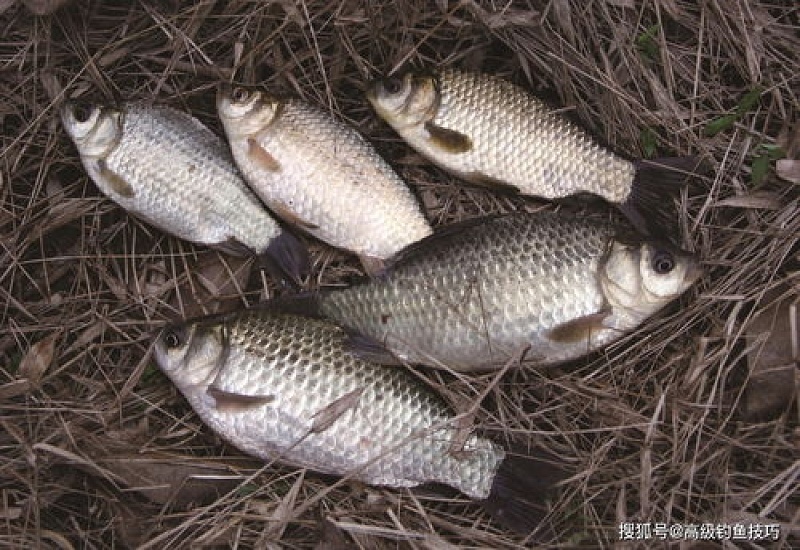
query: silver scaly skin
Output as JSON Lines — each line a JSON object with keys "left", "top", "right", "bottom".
{"left": 319, "top": 212, "right": 701, "bottom": 372}
{"left": 367, "top": 68, "right": 637, "bottom": 203}
{"left": 154, "top": 310, "right": 504, "bottom": 499}
{"left": 217, "top": 86, "right": 432, "bottom": 273}
{"left": 61, "top": 102, "right": 286, "bottom": 257}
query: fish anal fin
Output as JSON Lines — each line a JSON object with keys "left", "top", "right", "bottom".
{"left": 98, "top": 159, "right": 135, "bottom": 198}
{"left": 212, "top": 237, "right": 254, "bottom": 257}
{"left": 247, "top": 138, "right": 282, "bottom": 172}
{"left": 548, "top": 310, "right": 611, "bottom": 343}
{"left": 269, "top": 201, "right": 320, "bottom": 231}
{"left": 464, "top": 172, "right": 520, "bottom": 194}
{"left": 424, "top": 121, "right": 473, "bottom": 153}
{"left": 358, "top": 255, "right": 387, "bottom": 278}
{"left": 208, "top": 387, "right": 275, "bottom": 413}
{"left": 344, "top": 332, "right": 402, "bottom": 366}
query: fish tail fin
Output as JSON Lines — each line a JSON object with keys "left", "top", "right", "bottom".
{"left": 482, "top": 446, "right": 568, "bottom": 539}
{"left": 621, "top": 156, "right": 706, "bottom": 237}
{"left": 259, "top": 230, "right": 310, "bottom": 288}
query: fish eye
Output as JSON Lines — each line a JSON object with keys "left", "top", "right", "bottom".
{"left": 72, "top": 103, "right": 93, "bottom": 123}
{"left": 231, "top": 87, "right": 251, "bottom": 103}
{"left": 163, "top": 328, "right": 183, "bottom": 349}
{"left": 382, "top": 77, "right": 404, "bottom": 95}
{"left": 652, "top": 251, "right": 675, "bottom": 274}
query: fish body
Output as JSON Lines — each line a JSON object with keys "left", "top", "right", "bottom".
{"left": 61, "top": 102, "right": 305, "bottom": 277}
{"left": 217, "top": 86, "right": 432, "bottom": 274}
{"left": 368, "top": 69, "right": 693, "bottom": 228}
{"left": 318, "top": 212, "right": 701, "bottom": 371}
{"left": 154, "top": 310, "right": 504, "bottom": 499}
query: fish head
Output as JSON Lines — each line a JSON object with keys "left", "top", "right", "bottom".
{"left": 153, "top": 319, "right": 227, "bottom": 392}
{"left": 216, "top": 84, "right": 282, "bottom": 137}
{"left": 601, "top": 239, "right": 701, "bottom": 320}
{"left": 61, "top": 101, "right": 122, "bottom": 158}
{"left": 367, "top": 72, "right": 438, "bottom": 129}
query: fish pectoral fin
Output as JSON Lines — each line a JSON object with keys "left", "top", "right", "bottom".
{"left": 310, "top": 386, "right": 365, "bottom": 434}
{"left": 424, "top": 121, "right": 473, "bottom": 153}
{"left": 212, "top": 237, "right": 255, "bottom": 257}
{"left": 344, "top": 332, "right": 403, "bottom": 366}
{"left": 547, "top": 310, "right": 611, "bottom": 343}
{"left": 269, "top": 201, "right": 320, "bottom": 231}
{"left": 357, "top": 255, "right": 387, "bottom": 278}
{"left": 247, "top": 138, "right": 282, "bottom": 172}
{"left": 207, "top": 387, "right": 275, "bottom": 412}
{"left": 98, "top": 159, "right": 135, "bottom": 198}
{"left": 464, "top": 172, "right": 520, "bottom": 193}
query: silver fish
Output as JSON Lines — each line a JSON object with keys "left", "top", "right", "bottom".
{"left": 153, "top": 310, "right": 503, "bottom": 498}
{"left": 61, "top": 101, "right": 306, "bottom": 279}
{"left": 216, "top": 86, "right": 432, "bottom": 276}
{"left": 368, "top": 69, "right": 695, "bottom": 229}
{"left": 313, "top": 211, "right": 701, "bottom": 372}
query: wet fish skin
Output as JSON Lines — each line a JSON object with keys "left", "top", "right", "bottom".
{"left": 367, "top": 69, "right": 694, "bottom": 229}
{"left": 61, "top": 101, "right": 306, "bottom": 277}
{"left": 216, "top": 85, "right": 432, "bottom": 274}
{"left": 317, "top": 211, "right": 701, "bottom": 372}
{"left": 153, "top": 310, "right": 504, "bottom": 499}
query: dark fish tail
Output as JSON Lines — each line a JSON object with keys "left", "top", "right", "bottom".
{"left": 259, "top": 229, "right": 310, "bottom": 288}
{"left": 481, "top": 447, "right": 568, "bottom": 539}
{"left": 621, "top": 156, "right": 705, "bottom": 238}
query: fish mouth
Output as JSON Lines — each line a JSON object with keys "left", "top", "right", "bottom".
{"left": 684, "top": 255, "right": 704, "bottom": 285}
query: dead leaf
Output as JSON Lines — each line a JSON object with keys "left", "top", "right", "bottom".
{"left": 172, "top": 252, "right": 252, "bottom": 318}
{"left": 776, "top": 159, "right": 800, "bottom": 184}
{"left": 713, "top": 192, "right": 783, "bottom": 210}
{"left": 311, "top": 387, "right": 365, "bottom": 434}
{"left": 19, "top": 332, "right": 59, "bottom": 388}
{"left": 98, "top": 454, "right": 242, "bottom": 507}
{"left": 742, "top": 285, "right": 798, "bottom": 420}
{"left": 22, "top": 0, "right": 71, "bottom": 15}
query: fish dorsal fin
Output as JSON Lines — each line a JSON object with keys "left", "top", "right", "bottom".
{"left": 247, "top": 138, "right": 282, "bottom": 172}
{"left": 98, "top": 159, "right": 135, "bottom": 198}
{"left": 547, "top": 309, "right": 611, "bottom": 343}
{"left": 207, "top": 387, "right": 275, "bottom": 412}
{"left": 383, "top": 214, "right": 506, "bottom": 271}
{"left": 424, "top": 121, "right": 473, "bottom": 153}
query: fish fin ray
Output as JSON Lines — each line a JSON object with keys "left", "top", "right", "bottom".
{"left": 247, "top": 138, "right": 282, "bottom": 172}
{"left": 344, "top": 332, "right": 402, "bottom": 366}
{"left": 259, "top": 230, "right": 310, "bottom": 286}
{"left": 98, "top": 159, "right": 135, "bottom": 198}
{"left": 463, "top": 172, "right": 520, "bottom": 193}
{"left": 357, "top": 255, "right": 387, "bottom": 278}
{"left": 268, "top": 201, "right": 320, "bottom": 231}
{"left": 622, "top": 156, "right": 706, "bottom": 237}
{"left": 212, "top": 237, "right": 254, "bottom": 257}
{"left": 424, "top": 121, "right": 473, "bottom": 153}
{"left": 208, "top": 387, "right": 275, "bottom": 412}
{"left": 482, "top": 446, "right": 568, "bottom": 538}
{"left": 548, "top": 310, "right": 611, "bottom": 343}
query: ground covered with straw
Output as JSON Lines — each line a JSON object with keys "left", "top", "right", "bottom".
{"left": 1, "top": 1, "right": 798, "bottom": 548}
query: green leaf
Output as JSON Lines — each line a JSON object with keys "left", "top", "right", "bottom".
{"left": 640, "top": 127, "right": 658, "bottom": 158}
{"left": 704, "top": 114, "right": 737, "bottom": 137}
{"left": 636, "top": 24, "right": 660, "bottom": 61}
{"left": 735, "top": 87, "right": 763, "bottom": 115}
{"left": 760, "top": 144, "right": 786, "bottom": 160}
{"left": 750, "top": 154, "right": 770, "bottom": 185}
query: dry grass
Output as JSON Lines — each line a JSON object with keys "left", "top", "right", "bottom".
{"left": 1, "top": 0, "right": 798, "bottom": 548}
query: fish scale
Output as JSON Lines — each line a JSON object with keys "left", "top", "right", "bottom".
{"left": 318, "top": 211, "right": 700, "bottom": 371}
{"left": 154, "top": 310, "right": 504, "bottom": 498}
{"left": 217, "top": 88, "right": 433, "bottom": 271}
{"left": 368, "top": 68, "right": 637, "bottom": 203}
{"left": 61, "top": 102, "right": 312, "bottom": 281}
